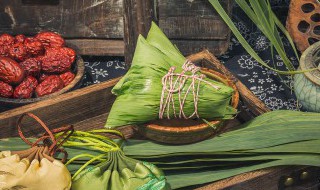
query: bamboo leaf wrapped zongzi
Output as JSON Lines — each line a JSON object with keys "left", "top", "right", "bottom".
{"left": 105, "top": 23, "right": 237, "bottom": 128}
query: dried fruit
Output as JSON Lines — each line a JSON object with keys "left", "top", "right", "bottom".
{"left": 15, "top": 34, "right": 26, "bottom": 43}
{"left": 60, "top": 47, "right": 76, "bottom": 63}
{"left": 20, "top": 58, "right": 42, "bottom": 77}
{"left": 41, "top": 48, "right": 74, "bottom": 73}
{"left": 35, "top": 32, "right": 65, "bottom": 48}
{"left": 24, "top": 37, "right": 44, "bottom": 56}
{"left": 35, "top": 75, "right": 64, "bottom": 97}
{"left": 0, "top": 34, "right": 15, "bottom": 56}
{"left": 0, "top": 57, "right": 25, "bottom": 84}
{"left": 0, "top": 81, "right": 13, "bottom": 98}
{"left": 13, "top": 76, "right": 38, "bottom": 99}
{"left": 27, "top": 76, "right": 38, "bottom": 89}
{"left": 59, "top": 71, "right": 75, "bottom": 86}
{"left": 38, "top": 73, "right": 51, "bottom": 82}
{"left": 9, "top": 43, "right": 28, "bottom": 61}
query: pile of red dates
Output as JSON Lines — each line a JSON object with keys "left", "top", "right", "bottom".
{"left": 0, "top": 32, "right": 76, "bottom": 99}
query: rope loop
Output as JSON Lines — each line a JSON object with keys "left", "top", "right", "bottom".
{"left": 159, "top": 60, "right": 221, "bottom": 119}
{"left": 17, "top": 113, "right": 74, "bottom": 163}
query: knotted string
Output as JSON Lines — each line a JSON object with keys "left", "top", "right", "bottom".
{"left": 159, "top": 60, "right": 221, "bottom": 119}
{"left": 17, "top": 113, "right": 74, "bottom": 163}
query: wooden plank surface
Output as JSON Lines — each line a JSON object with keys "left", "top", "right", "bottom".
{"left": 66, "top": 39, "right": 124, "bottom": 56}
{"left": 174, "top": 39, "right": 230, "bottom": 56}
{"left": 0, "top": 0, "right": 123, "bottom": 38}
{"left": 123, "top": 0, "right": 154, "bottom": 63}
{"left": 196, "top": 167, "right": 291, "bottom": 190}
{"left": 158, "top": 0, "right": 232, "bottom": 40}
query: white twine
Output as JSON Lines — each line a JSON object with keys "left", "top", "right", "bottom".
{"left": 159, "top": 60, "right": 221, "bottom": 119}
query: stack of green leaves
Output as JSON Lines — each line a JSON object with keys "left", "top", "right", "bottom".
{"left": 2, "top": 110, "right": 320, "bottom": 189}
{"left": 105, "top": 22, "right": 237, "bottom": 128}
{"left": 122, "top": 110, "right": 320, "bottom": 189}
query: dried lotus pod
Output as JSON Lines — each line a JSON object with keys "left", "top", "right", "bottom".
{"left": 0, "top": 113, "right": 73, "bottom": 190}
{"left": 286, "top": 0, "right": 320, "bottom": 52}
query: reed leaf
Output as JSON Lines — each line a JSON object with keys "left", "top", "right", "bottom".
{"left": 207, "top": 0, "right": 306, "bottom": 74}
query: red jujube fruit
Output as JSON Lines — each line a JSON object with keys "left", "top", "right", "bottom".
{"left": 35, "top": 31, "right": 65, "bottom": 48}
{"left": 35, "top": 75, "right": 64, "bottom": 97}
{"left": 13, "top": 76, "right": 38, "bottom": 99}
{"left": 0, "top": 57, "right": 25, "bottom": 84}
{"left": 0, "top": 81, "right": 13, "bottom": 98}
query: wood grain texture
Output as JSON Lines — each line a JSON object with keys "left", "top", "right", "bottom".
{"left": 123, "top": 0, "right": 154, "bottom": 63}
{"left": 196, "top": 167, "right": 294, "bottom": 190}
{"left": 66, "top": 39, "right": 124, "bottom": 56}
{"left": 158, "top": 0, "right": 232, "bottom": 40}
{"left": 173, "top": 39, "right": 230, "bottom": 56}
{"left": 124, "top": 0, "right": 232, "bottom": 63}
{"left": 0, "top": 0, "right": 123, "bottom": 38}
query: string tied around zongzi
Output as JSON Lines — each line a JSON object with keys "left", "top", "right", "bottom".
{"left": 159, "top": 60, "right": 221, "bottom": 119}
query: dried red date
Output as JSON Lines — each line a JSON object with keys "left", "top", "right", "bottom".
{"left": 24, "top": 37, "right": 44, "bottom": 56}
{"left": 20, "top": 58, "right": 41, "bottom": 77}
{"left": 0, "top": 81, "right": 13, "bottom": 98}
{"left": 15, "top": 34, "right": 26, "bottom": 43}
{"left": 59, "top": 71, "right": 75, "bottom": 86}
{"left": 0, "top": 57, "right": 25, "bottom": 84}
{"left": 13, "top": 76, "right": 38, "bottom": 99}
{"left": 35, "top": 32, "right": 65, "bottom": 48}
{"left": 35, "top": 75, "right": 64, "bottom": 97}
{"left": 9, "top": 43, "right": 29, "bottom": 62}
{"left": 41, "top": 48, "right": 74, "bottom": 73}
{"left": 0, "top": 34, "right": 15, "bottom": 56}
{"left": 60, "top": 47, "right": 76, "bottom": 63}
{"left": 38, "top": 73, "right": 50, "bottom": 82}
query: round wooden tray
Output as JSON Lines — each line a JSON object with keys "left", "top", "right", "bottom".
{"left": 0, "top": 55, "right": 85, "bottom": 108}
{"left": 138, "top": 67, "right": 239, "bottom": 144}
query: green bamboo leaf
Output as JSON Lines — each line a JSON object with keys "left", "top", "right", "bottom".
{"left": 208, "top": 0, "right": 299, "bottom": 74}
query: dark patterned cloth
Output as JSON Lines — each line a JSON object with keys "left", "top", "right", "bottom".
{"left": 82, "top": 0, "right": 300, "bottom": 111}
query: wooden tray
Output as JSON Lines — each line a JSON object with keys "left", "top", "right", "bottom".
{"left": 0, "top": 50, "right": 317, "bottom": 189}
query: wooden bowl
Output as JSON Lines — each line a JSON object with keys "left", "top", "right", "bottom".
{"left": 138, "top": 66, "right": 239, "bottom": 144}
{"left": 0, "top": 55, "right": 85, "bottom": 109}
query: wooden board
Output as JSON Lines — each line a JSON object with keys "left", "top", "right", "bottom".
{"left": 173, "top": 39, "right": 230, "bottom": 57}
{"left": 0, "top": 0, "right": 123, "bottom": 38}
{"left": 124, "top": 0, "right": 233, "bottom": 63}
{"left": 158, "top": 0, "right": 232, "bottom": 40}
{"left": 66, "top": 39, "right": 124, "bottom": 56}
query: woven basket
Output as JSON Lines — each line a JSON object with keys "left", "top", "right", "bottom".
{"left": 138, "top": 55, "right": 239, "bottom": 144}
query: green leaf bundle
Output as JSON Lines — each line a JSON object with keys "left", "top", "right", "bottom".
{"left": 105, "top": 22, "right": 237, "bottom": 128}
